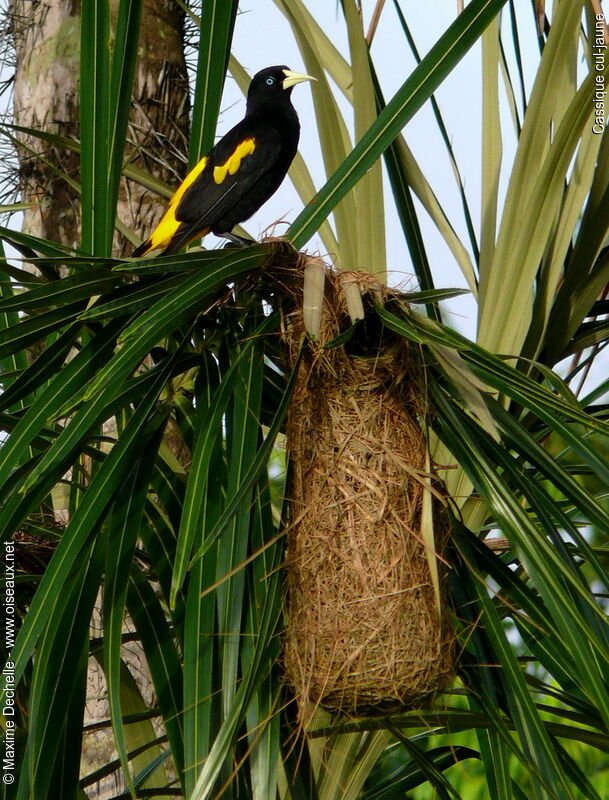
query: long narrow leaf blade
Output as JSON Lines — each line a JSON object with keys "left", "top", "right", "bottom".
{"left": 288, "top": 0, "right": 509, "bottom": 249}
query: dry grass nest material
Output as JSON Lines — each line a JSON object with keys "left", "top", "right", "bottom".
{"left": 282, "top": 263, "right": 455, "bottom": 718}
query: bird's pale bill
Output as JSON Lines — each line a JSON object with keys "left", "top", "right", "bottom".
{"left": 282, "top": 69, "right": 317, "bottom": 89}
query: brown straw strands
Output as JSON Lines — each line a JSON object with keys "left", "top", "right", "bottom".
{"left": 282, "top": 264, "right": 455, "bottom": 718}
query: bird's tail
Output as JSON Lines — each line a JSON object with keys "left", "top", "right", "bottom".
{"left": 132, "top": 238, "right": 153, "bottom": 258}
{"left": 132, "top": 225, "right": 210, "bottom": 258}
{"left": 160, "top": 225, "right": 211, "bottom": 255}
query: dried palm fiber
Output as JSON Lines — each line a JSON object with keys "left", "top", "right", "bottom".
{"left": 282, "top": 265, "right": 455, "bottom": 717}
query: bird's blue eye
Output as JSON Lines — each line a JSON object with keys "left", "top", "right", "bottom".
{"left": 266, "top": 77, "right": 275, "bottom": 85}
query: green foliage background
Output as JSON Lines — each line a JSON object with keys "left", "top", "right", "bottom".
{"left": 1, "top": 1, "right": 609, "bottom": 798}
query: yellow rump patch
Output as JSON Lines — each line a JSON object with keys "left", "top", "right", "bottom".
{"left": 213, "top": 139, "right": 256, "bottom": 185}
{"left": 146, "top": 156, "right": 209, "bottom": 252}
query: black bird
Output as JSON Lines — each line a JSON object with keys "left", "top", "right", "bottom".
{"left": 132, "top": 65, "right": 315, "bottom": 257}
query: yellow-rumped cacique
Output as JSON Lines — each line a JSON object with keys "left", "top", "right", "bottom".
{"left": 132, "top": 65, "right": 315, "bottom": 256}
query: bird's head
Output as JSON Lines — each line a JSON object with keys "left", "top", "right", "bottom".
{"left": 247, "top": 65, "right": 316, "bottom": 109}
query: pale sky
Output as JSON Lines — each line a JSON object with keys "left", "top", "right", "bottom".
{"left": 219, "top": 1, "right": 542, "bottom": 337}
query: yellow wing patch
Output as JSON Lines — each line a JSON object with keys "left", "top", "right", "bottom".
{"left": 213, "top": 139, "right": 256, "bottom": 185}
{"left": 146, "top": 156, "right": 209, "bottom": 253}
{"left": 136, "top": 140, "right": 255, "bottom": 255}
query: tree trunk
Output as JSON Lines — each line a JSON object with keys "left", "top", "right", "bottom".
{"left": 115, "top": 0, "right": 191, "bottom": 256}
{"left": 11, "top": 0, "right": 190, "bottom": 255}
{"left": 12, "top": 0, "right": 81, "bottom": 248}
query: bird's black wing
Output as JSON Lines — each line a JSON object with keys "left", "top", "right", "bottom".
{"left": 174, "top": 118, "right": 284, "bottom": 230}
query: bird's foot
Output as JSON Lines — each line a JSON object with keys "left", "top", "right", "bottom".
{"left": 221, "top": 232, "right": 255, "bottom": 249}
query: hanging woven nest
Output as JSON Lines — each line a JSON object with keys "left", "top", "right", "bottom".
{"left": 281, "top": 261, "right": 455, "bottom": 718}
